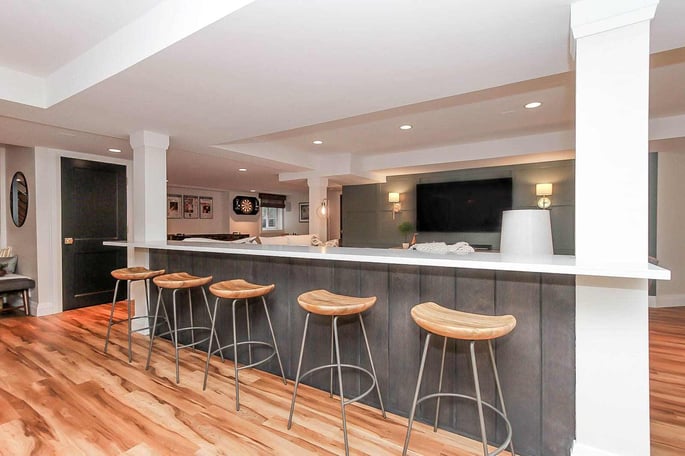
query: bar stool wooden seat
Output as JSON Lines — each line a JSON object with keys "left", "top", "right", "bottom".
{"left": 202, "top": 279, "right": 287, "bottom": 410}
{"left": 145, "top": 272, "right": 220, "bottom": 383}
{"left": 403, "top": 302, "right": 517, "bottom": 456}
{"left": 104, "top": 267, "right": 166, "bottom": 362}
{"left": 288, "top": 289, "right": 386, "bottom": 456}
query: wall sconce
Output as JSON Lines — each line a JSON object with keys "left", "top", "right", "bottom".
{"left": 388, "top": 192, "right": 401, "bottom": 219}
{"left": 316, "top": 198, "right": 328, "bottom": 218}
{"left": 535, "top": 183, "right": 553, "bottom": 209}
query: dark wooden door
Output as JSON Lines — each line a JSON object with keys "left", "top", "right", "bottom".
{"left": 61, "top": 158, "right": 127, "bottom": 310}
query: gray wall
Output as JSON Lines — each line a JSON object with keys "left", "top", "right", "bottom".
{"left": 342, "top": 160, "right": 575, "bottom": 254}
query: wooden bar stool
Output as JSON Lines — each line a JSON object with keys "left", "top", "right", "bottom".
{"left": 288, "top": 289, "right": 386, "bottom": 456}
{"left": 104, "top": 267, "right": 166, "bottom": 362}
{"left": 403, "top": 302, "right": 517, "bottom": 456}
{"left": 202, "top": 279, "right": 287, "bottom": 410}
{"left": 145, "top": 272, "right": 221, "bottom": 383}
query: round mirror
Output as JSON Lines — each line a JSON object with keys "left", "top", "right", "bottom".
{"left": 10, "top": 171, "right": 28, "bottom": 227}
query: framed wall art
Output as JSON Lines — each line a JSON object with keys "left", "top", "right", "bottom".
{"left": 167, "top": 194, "right": 182, "bottom": 219}
{"left": 299, "top": 202, "right": 309, "bottom": 222}
{"left": 183, "top": 195, "right": 199, "bottom": 219}
{"left": 199, "top": 196, "right": 213, "bottom": 219}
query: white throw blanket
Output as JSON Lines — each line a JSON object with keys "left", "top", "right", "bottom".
{"left": 409, "top": 241, "right": 475, "bottom": 255}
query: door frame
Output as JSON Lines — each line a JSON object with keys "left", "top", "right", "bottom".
{"left": 33, "top": 148, "right": 132, "bottom": 316}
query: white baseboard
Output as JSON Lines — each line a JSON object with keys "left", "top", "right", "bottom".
{"left": 34, "top": 301, "right": 60, "bottom": 316}
{"left": 652, "top": 293, "right": 685, "bottom": 308}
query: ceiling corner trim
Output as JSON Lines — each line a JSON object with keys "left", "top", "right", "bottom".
{"left": 571, "top": 0, "right": 659, "bottom": 40}
{"left": 0, "top": 66, "right": 47, "bottom": 108}
{"left": 44, "top": 0, "right": 256, "bottom": 107}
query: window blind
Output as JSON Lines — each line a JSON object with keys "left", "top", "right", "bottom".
{"left": 259, "top": 193, "right": 286, "bottom": 208}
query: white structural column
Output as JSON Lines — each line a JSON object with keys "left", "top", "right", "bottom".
{"left": 129, "top": 131, "right": 169, "bottom": 326}
{"left": 571, "top": 1, "right": 658, "bottom": 455}
{"left": 307, "top": 177, "right": 329, "bottom": 241}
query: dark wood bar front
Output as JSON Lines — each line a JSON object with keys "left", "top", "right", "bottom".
{"left": 149, "top": 248, "right": 575, "bottom": 456}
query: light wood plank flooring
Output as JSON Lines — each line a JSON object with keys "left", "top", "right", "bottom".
{"left": 650, "top": 306, "right": 685, "bottom": 455}
{"left": 0, "top": 304, "right": 509, "bottom": 456}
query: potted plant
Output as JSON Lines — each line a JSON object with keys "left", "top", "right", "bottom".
{"left": 397, "top": 221, "right": 415, "bottom": 249}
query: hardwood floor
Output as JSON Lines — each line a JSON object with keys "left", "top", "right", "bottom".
{"left": 650, "top": 306, "right": 685, "bottom": 456}
{"left": 0, "top": 304, "right": 509, "bottom": 456}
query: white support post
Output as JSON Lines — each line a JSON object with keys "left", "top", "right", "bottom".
{"left": 571, "top": 1, "right": 659, "bottom": 455}
{"left": 307, "top": 177, "right": 329, "bottom": 241}
{"left": 129, "top": 130, "right": 169, "bottom": 328}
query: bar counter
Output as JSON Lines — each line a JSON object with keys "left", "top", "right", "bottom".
{"left": 105, "top": 240, "right": 669, "bottom": 456}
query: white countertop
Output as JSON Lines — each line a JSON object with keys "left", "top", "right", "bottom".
{"left": 103, "top": 240, "right": 671, "bottom": 280}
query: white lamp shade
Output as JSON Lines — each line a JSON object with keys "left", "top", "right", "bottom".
{"left": 535, "top": 183, "right": 553, "bottom": 196}
{"left": 500, "top": 209, "right": 553, "bottom": 256}
{"left": 388, "top": 192, "right": 400, "bottom": 203}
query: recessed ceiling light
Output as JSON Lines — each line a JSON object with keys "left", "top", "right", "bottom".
{"left": 524, "top": 101, "right": 542, "bottom": 109}
{"left": 250, "top": 189, "right": 256, "bottom": 193}
{"left": 238, "top": 168, "right": 247, "bottom": 172}
{"left": 312, "top": 140, "right": 323, "bottom": 145}
{"left": 399, "top": 124, "right": 413, "bottom": 130}
{"left": 108, "top": 148, "right": 121, "bottom": 153}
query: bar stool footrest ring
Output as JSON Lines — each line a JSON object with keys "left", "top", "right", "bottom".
{"left": 156, "top": 326, "right": 213, "bottom": 351}
{"left": 416, "top": 392, "right": 513, "bottom": 456}
{"left": 211, "top": 340, "right": 278, "bottom": 371}
{"left": 296, "top": 363, "right": 378, "bottom": 406}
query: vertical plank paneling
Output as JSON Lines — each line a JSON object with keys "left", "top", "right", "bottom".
{"left": 333, "top": 262, "right": 361, "bottom": 398}
{"left": 289, "top": 258, "right": 334, "bottom": 391}
{"left": 359, "top": 262, "right": 389, "bottom": 410}
{"left": 416, "top": 266, "right": 457, "bottom": 427}
{"left": 541, "top": 274, "right": 575, "bottom": 456}
{"left": 147, "top": 250, "right": 576, "bottom": 455}
{"left": 455, "top": 268, "right": 497, "bottom": 441}
{"left": 496, "top": 271, "right": 541, "bottom": 455}
{"left": 387, "top": 264, "right": 421, "bottom": 415}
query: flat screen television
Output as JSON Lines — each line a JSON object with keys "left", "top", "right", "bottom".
{"left": 416, "top": 178, "right": 513, "bottom": 232}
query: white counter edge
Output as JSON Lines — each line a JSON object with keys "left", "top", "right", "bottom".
{"left": 103, "top": 241, "right": 671, "bottom": 281}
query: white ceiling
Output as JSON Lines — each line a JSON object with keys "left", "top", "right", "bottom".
{"left": 1, "top": 0, "right": 684, "bottom": 195}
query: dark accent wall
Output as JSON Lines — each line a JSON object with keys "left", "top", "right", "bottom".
{"left": 342, "top": 160, "right": 575, "bottom": 253}
{"left": 150, "top": 249, "right": 575, "bottom": 456}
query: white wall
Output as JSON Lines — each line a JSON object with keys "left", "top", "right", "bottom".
{"left": 656, "top": 150, "right": 685, "bottom": 307}
{"left": 167, "top": 186, "right": 230, "bottom": 236}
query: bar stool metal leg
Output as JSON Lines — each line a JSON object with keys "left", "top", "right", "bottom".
{"left": 245, "top": 300, "right": 253, "bottom": 365}
{"left": 203, "top": 296, "right": 220, "bottom": 390}
{"left": 288, "top": 312, "right": 311, "bottom": 429}
{"left": 434, "top": 336, "right": 448, "bottom": 431}
{"left": 359, "top": 313, "right": 386, "bottom": 417}
{"left": 104, "top": 279, "right": 121, "bottom": 354}
{"left": 488, "top": 340, "right": 515, "bottom": 456}
{"left": 329, "top": 315, "right": 335, "bottom": 398}
{"left": 261, "top": 295, "right": 287, "bottom": 384}
{"left": 145, "top": 291, "right": 164, "bottom": 370}
{"left": 403, "top": 333, "right": 432, "bottom": 456}
{"left": 173, "top": 289, "right": 181, "bottom": 383}
{"left": 201, "top": 287, "right": 223, "bottom": 361}
{"left": 332, "top": 315, "right": 350, "bottom": 455}
{"left": 231, "top": 298, "right": 241, "bottom": 410}
{"left": 470, "top": 340, "right": 489, "bottom": 455}
{"left": 188, "top": 289, "right": 195, "bottom": 348}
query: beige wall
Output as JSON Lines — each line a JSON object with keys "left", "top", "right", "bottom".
{"left": 656, "top": 150, "right": 685, "bottom": 306}
{"left": 167, "top": 188, "right": 312, "bottom": 238}
{"left": 4, "top": 146, "right": 38, "bottom": 294}
{"left": 166, "top": 186, "right": 231, "bottom": 236}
